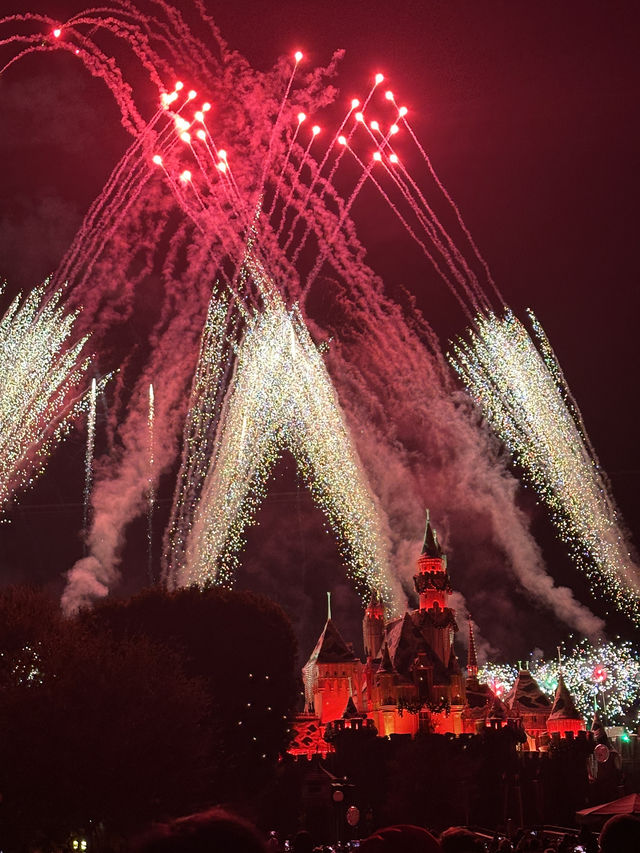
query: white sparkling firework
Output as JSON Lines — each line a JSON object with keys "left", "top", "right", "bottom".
{"left": 167, "top": 268, "right": 400, "bottom": 612}
{"left": 0, "top": 283, "right": 99, "bottom": 509}
{"left": 83, "top": 376, "right": 97, "bottom": 542}
{"left": 479, "top": 639, "right": 640, "bottom": 728}
{"left": 450, "top": 311, "right": 640, "bottom": 625}
{"left": 162, "top": 290, "right": 234, "bottom": 579}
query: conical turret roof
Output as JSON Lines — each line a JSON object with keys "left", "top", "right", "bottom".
{"left": 421, "top": 509, "right": 443, "bottom": 558}
{"left": 549, "top": 673, "right": 583, "bottom": 722}
{"left": 504, "top": 669, "right": 552, "bottom": 713}
{"left": 304, "top": 619, "right": 359, "bottom": 667}
{"left": 342, "top": 696, "right": 360, "bottom": 718}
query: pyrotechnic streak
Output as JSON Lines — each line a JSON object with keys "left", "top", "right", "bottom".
{"left": 0, "top": 283, "right": 100, "bottom": 509}
{"left": 450, "top": 311, "right": 640, "bottom": 624}
{"left": 390, "top": 94, "right": 503, "bottom": 305}
{"left": 147, "top": 382, "right": 155, "bottom": 583}
{"left": 167, "top": 263, "right": 400, "bottom": 612}
{"left": 162, "top": 288, "right": 235, "bottom": 578}
{"left": 83, "top": 377, "right": 97, "bottom": 547}
{"left": 479, "top": 639, "right": 640, "bottom": 728}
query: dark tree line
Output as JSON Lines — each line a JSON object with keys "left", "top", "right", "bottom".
{"left": 0, "top": 584, "right": 299, "bottom": 850}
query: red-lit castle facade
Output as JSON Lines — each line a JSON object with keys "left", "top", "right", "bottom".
{"left": 289, "top": 514, "right": 585, "bottom": 757}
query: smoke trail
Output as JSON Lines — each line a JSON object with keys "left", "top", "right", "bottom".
{"left": 314, "top": 279, "right": 605, "bottom": 640}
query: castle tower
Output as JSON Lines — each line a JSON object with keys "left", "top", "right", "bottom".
{"left": 547, "top": 672, "right": 585, "bottom": 738}
{"left": 504, "top": 668, "right": 552, "bottom": 749}
{"left": 301, "top": 597, "right": 364, "bottom": 724}
{"left": 413, "top": 510, "right": 452, "bottom": 611}
{"left": 362, "top": 590, "right": 385, "bottom": 660}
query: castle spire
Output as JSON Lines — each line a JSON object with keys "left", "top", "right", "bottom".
{"left": 421, "top": 508, "right": 443, "bottom": 558}
{"left": 467, "top": 614, "right": 478, "bottom": 680}
{"left": 414, "top": 511, "right": 451, "bottom": 610}
{"left": 327, "top": 590, "right": 332, "bottom": 621}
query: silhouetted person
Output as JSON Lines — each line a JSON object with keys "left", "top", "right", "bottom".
{"left": 292, "top": 830, "right": 314, "bottom": 853}
{"left": 360, "top": 824, "right": 442, "bottom": 852}
{"left": 133, "top": 807, "right": 267, "bottom": 853}
{"left": 439, "top": 827, "right": 485, "bottom": 853}
{"left": 598, "top": 814, "right": 640, "bottom": 853}
{"left": 266, "top": 830, "right": 281, "bottom": 852}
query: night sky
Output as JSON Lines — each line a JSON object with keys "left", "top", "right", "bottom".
{"left": 1, "top": 1, "right": 639, "bottom": 661}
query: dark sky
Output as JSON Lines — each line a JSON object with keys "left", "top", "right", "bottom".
{"left": 1, "top": 1, "right": 639, "bottom": 658}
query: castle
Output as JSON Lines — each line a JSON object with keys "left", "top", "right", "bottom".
{"left": 289, "top": 513, "right": 586, "bottom": 757}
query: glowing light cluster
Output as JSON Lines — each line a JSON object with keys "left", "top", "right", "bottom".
{"left": 450, "top": 311, "right": 640, "bottom": 624}
{"left": 478, "top": 639, "right": 640, "bottom": 728}
{"left": 0, "top": 283, "right": 99, "bottom": 508}
{"left": 167, "top": 266, "right": 398, "bottom": 611}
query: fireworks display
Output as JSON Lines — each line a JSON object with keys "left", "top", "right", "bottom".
{"left": 450, "top": 312, "right": 640, "bottom": 624}
{"left": 0, "top": 3, "right": 636, "bottom": 650}
{"left": 0, "top": 283, "right": 98, "bottom": 510}
{"left": 478, "top": 639, "right": 640, "bottom": 728}
{"left": 166, "top": 263, "right": 400, "bottom": 611}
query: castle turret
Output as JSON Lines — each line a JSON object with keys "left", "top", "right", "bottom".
{"left": 363, "top": 590, "right": 385, "bottom": 660}
{"left": 413, "top": 510, "right": 452, "bottom": 611}
{"left": 504, "top": 668, "right": 552, "bottom": 749}
{"left": 301, "top": 596, "right": 364, "bottom": 724}
{"left": 547, "top": 673, "right": 585, "bottom": 738}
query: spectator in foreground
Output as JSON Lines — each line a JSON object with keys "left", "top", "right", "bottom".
{"left": 133, "top": 807, "right": 267, "bottom": 853}
{"left": 360, "top": 824, "right": 442, "bottom": 852}
{"left": 598, "top": 813, "right": 640, "bottom": 853}
{"left": 439, "top": 827, "right": 485, "bottom": 852}
{"left": 291, "top": 829, "right": 314, "bottom": 853}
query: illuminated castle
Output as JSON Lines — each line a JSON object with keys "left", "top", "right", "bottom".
{"left": 289, "top": 513, "right": 586, "bottom": 756}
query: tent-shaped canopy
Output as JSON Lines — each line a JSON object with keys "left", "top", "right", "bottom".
{"left": 576, "top": 793, "right": 640, "bottom": 823}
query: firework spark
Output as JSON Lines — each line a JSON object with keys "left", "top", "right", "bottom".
{"left": 479, "top": 639, "right": 640, "bottom": 728}
{"left": 0, "top": 282, "right": 98, "bottom": 509}
{"left": 450, "top": 311, "right": 640, "bottom": 624}
{"left": 167, "top": 264, "right": 401, "bottom": 612}
{"left": 83, "top": 376, "right": 97, "bottom": 545}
